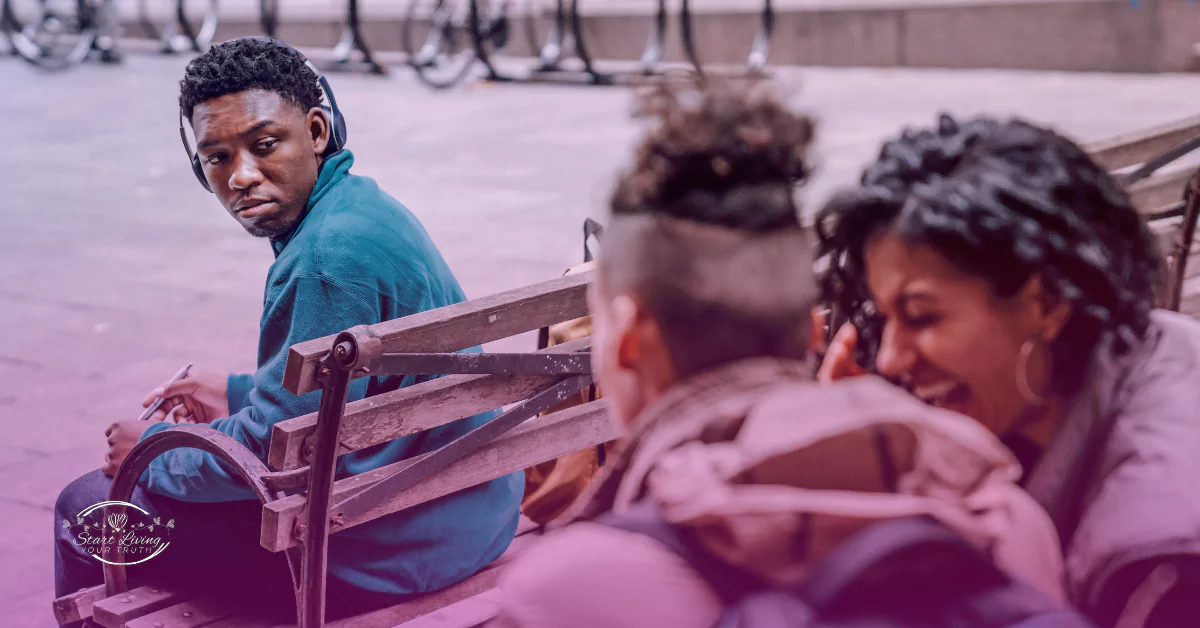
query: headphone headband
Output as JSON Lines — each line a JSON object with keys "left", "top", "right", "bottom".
{"left": 179, "top": 37, "right": 348, "bottom": 193}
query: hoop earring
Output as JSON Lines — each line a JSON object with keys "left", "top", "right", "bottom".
{"left": 1017, "top": 339, "right": 1047, "bottom": 407}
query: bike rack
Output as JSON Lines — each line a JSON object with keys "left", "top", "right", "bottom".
{"left": 680, "top": 0, "right": 775, "bottom": 83}
{"left": 478, "top": 0, "right": 679, "bottom": 87}
{"left": 138, "top": 0, "right": 218, "bottom": 55}
{"left": 318, "top": 0, "right": 388, "bottom": 75}
{"left": 175, "top": 0, "right": 220, "bottom": 53}
{"left": 261, "top": 0, "right": 279, "bottom": 39}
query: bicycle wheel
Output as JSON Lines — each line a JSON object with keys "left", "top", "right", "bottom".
{"left": 12, "top": 0, "right": 98, "bottom": 71}
{"left": 259, "top": 0, "right": 277, "bottom": 38}
{"left": 176, "top": 0, "right": 218, "bottom": 52}
{"left": 403, "top": 0, "right": 478, "bottom": 89}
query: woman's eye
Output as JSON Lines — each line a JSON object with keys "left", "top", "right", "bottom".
{"left": 906, "top": 313, "right": 941, "bottom": 328}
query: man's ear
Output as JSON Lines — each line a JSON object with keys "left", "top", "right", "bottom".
{"left": 1020, "top": 274, "right": 1072, "bottom": 342}
{"left": 308, "top": 108, "right": 331, "bottom": 156}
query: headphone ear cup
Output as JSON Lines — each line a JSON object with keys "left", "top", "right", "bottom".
{"left": 191, "top": 155, "right": 212, "bottom": 193}
{"left": 318, "top": 105, "right": 346, "bottom": 155}
{"left": 333, "top": 114, "right": 347, "bottom": 152}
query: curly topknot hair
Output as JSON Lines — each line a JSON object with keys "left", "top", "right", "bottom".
{"left": 610, "top": 82, "right": 815, "bottom": 232}
{"left": 179, "top": 38, "right": 323, "bottom": 120}
{"left": 816, "top": 114, "right": 1162, "bottom": 394}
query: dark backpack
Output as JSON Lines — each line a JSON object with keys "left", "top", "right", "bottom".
{"left": 598, "top": 503, "right": 1094, "bottom": 628}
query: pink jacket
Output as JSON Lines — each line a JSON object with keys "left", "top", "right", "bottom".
{"left": 493, "top": 358, "right": 1066, "bottom": 628}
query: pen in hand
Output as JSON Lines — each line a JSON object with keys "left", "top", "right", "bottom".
{"left": 139, "top": 363, "right": 193, "bottom": 421}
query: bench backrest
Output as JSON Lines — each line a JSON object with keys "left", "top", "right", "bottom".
{"left": 1083, "top": 116, "right": 1200, "bottom": 314}
{"left": 262, "top": 269, "right": 613, "bottom": 552}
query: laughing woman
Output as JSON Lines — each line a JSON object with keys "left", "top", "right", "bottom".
{"left": 816, "top": 114, "right": 1200, "bottom": 627}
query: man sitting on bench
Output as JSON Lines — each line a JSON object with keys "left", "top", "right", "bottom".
{"left": 53, "top": 37, "right": 523, "bottom": 623}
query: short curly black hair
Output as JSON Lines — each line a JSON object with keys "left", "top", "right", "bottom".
{"left": 179, "top": 38, "right": 323, "bottom": 121}
{"left": 815, "top": 114, "right": 1162, "bottom": 395}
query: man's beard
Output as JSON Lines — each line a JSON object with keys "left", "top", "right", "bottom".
{"left": 243, "top": 215, "right": 298, "bottom": 239}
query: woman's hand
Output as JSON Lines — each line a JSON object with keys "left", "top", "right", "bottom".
{"left": 818, "top": 322, "right": 868, "bottom": 383}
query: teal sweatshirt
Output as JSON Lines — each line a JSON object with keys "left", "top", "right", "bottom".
{"left": 138, "top": 150, "right": 523, "bottom": 597}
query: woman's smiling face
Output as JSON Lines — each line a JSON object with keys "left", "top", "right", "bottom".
{"left": 863, "top": 230, "right": 1056, "bottom": 437}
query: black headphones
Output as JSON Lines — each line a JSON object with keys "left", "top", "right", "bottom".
{"left": 179, "top": 37, "right": 348, "bottom": 193}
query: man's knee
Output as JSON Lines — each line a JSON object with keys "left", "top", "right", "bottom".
{"left": 55, "top": 469, "right": 111, "bottom": 521}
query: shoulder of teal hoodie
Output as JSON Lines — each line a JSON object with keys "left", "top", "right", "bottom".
{"left": 271, "top": 172, "right": 466, "bottom": 315}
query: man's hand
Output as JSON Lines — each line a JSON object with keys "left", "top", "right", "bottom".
{"left": 102, "top": 420, "right": 163, "bottom": 477}
{"left": 142, "top": 369, "right": 229, "bottom": 425}
{"left": 817, "top": 322, "right": 869, "bottom": 384}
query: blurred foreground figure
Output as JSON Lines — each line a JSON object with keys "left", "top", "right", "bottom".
{"left": 491, "top": 84, "right": 1088, "bottom": 628}
{"left": 818, "top": 114, "right": 1200, "bottom": 627}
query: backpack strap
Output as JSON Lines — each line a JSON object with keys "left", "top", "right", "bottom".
{"left": 594, "top": 502, "right": 765, "bottom": 604}
{"left": 797, "top": 516, "right": 1008, "bottom": 611}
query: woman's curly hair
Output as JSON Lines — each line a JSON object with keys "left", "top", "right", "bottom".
{"left": 815, "top": 114, "right": 1162, "bottom": 394}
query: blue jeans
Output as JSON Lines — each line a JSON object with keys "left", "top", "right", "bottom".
{"left": 54, "top": 470, "right": 375, "bottom": 625}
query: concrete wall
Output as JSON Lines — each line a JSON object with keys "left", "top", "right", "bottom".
{"left": 122, "top": 0, "right": 1200, "bottom": 73}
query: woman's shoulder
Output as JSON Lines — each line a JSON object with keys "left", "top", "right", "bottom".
{"left": 1057, "top": 310, "right": 1200, "bottom": 609}
{"left": 1124, "top": 309, "right": 1200, "bottom": 397}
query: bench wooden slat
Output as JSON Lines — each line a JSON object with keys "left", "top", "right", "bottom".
{"left": 283, "top": 270, "right": 593, "bottom": 396}
{"left": 323, "top": 532, "right": 540, "bottom": 628}
{"left": 124, "top": 597, "right": 236, "bottom": 628}
{"left": 53, "top": 584, "right": 108, "bottom": 625}
{"left": 92, "top": 585, "right": 189, "bottom": 628}
{"left": 1152, "top": 216, "right": 1200, "bottom": 261}
{"left": 1129, "top": 169, "right": 1194, "bottom": 215}
{"left": 1087, "top": 115, "right": 1200, "bottom": 172}
{"left": 261, "top": 400, "right": 612, "bottom": 552}
{"left": 200, "top": 615, "right": 282, "bottom": 628}
{"left": 394, "top": 589, "right": 504, "bottom": 628}
{"left": 269, "top": 337, "right": 591, "bottom": 471}
{"left": 1182, "top": 276, "right": 1200, "bottom": 317}
{"left": 53, "top": 584, "right": 106, "bottom": 625}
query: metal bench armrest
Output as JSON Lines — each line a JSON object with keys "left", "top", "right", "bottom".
{"left": 103, "top": 426, "right": 290, "bottom": 597}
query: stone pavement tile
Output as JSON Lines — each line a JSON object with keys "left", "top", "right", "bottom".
{"left": 0, "top": 500, "right": 58, "bottom": 628}
{"left": 4, "top": 447, "right": 97, "bottom": 513}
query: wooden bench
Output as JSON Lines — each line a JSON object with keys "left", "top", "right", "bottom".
{"left": 52, "top": 268, "right": 615, "bottom": 628}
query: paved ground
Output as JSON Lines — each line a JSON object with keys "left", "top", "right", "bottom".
{"left": 2, "top": 49, "right": 1199, "bottom": 626}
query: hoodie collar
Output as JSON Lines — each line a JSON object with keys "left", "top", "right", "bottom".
{"left": 270, "top": 149, "right": 355, "bottom": 257}
{"left": 563, "top": 357, "right": 812, "bottom": 523}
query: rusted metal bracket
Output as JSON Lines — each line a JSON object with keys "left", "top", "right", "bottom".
{"left": 296, "top": 330, "right": 359, "bottom": 628}
{"left": 1165, "top": 170, "right": 1200, "bottom": 312}
{"left": 327, "top": 374, "right": 593, "bottom": 528}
